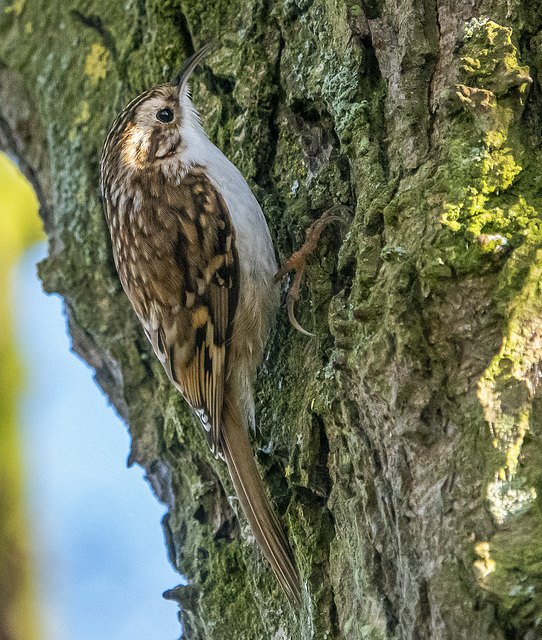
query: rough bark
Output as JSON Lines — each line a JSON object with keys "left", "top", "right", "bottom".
{"left": 2, "top": 0, "right": 542, "bottom": 638}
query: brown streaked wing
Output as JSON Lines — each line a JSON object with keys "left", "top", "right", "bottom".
{"left": 160, "top": 173, "right": 239, "bottom": 456}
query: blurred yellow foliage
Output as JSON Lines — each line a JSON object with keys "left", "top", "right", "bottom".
{"left": 0, "top": 151, "right": 42, "bottom": 640}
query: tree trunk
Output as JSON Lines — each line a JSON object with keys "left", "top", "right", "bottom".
{"left": 2, "top": 0, "right": 542, "bottom": 638}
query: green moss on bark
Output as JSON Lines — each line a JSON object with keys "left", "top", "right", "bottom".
{"left": 5, "top": 0, "right": 542, "bottom": 638}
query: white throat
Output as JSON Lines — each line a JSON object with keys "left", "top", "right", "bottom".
{"left": 175, "top": 92, "right": 278, "bottom": 281}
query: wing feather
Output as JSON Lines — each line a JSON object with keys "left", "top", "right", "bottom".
{"left": 132, "top": 171, "right": 239, "bottom": 456}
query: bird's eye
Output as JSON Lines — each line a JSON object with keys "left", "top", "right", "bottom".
{"left": 156, "top": 108, "right": 174, "bottom": 123}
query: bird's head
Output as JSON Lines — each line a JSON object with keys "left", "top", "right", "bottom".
{"left": 101, "top": 44, "right": 214, "bottom": 176}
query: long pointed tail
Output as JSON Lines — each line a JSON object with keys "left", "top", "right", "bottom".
{"left": 220, "top": 393, "right": 301, "bottom": 605}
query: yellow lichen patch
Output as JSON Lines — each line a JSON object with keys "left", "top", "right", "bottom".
{"left": 441, "top": 20, "right": 532, "bottom": 243}
{"left": 75, "top": 101, "right": 90, "bottom": 126}
{"left": 24, "top": 21, "right": 31, "bottom": 33}
{"left": 474, "top": 542, "right": 496, "bottom": 580}
{"left": 69, "top": 101, "right": 91, "bottom": 142}
{"left": 84, "top": 44, "right": 109, "bottom": 85}
{"left": 4, "top": 0, "right": 25, "bottom": 15}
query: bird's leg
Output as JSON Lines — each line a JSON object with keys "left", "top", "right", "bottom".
{"left": 274, "top": 205, "right": 348, "bottom": 336}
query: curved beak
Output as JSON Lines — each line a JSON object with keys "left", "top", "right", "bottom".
{"left": 174, "top": 42, "right": 216, "bottom": 97}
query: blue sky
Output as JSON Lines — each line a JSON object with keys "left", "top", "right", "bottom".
{"left": 12, "top": 243, "right": 182, "bottom": 640}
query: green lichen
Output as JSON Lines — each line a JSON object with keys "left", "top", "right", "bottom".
{"left": 430, "top": 19, "right": 542, "bottom": 626}
{"left": 439, "top": 21, "right": 533, "bottom": 249}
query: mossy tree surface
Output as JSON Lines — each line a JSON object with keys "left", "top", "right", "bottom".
{"left": 3, "top": 0, "right": 542, "bottom": 637}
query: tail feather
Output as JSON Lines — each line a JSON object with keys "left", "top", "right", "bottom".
{"left": 220, "top": 393, "right": 301, "bottom": 605}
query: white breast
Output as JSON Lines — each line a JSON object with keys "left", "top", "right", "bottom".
{"left": 177, "top": 95, "right": 278, "bottom": 285}
{"left": 174, "top": 95, "right": 281, "bottom": 427}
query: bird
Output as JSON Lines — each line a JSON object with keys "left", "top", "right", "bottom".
{"left": 99, "top": 43, "right": 301, "bottom": 605}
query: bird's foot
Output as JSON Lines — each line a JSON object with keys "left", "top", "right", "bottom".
{"left": 274, "top": 205, "right": 348, "bottom": 336}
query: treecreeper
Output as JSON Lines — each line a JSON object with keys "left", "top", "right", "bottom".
{"left": 99, "top": 44, "right": 301, "bottom": 604}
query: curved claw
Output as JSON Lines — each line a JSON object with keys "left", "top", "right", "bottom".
{"left": 277, "top": 204, "right": 350, "bottom": 337}
{"left": 319, "top": 215, "right": 344, "bottom": 225}
{"left": 287, "top": 294, "right": 314, "bottom": 337}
